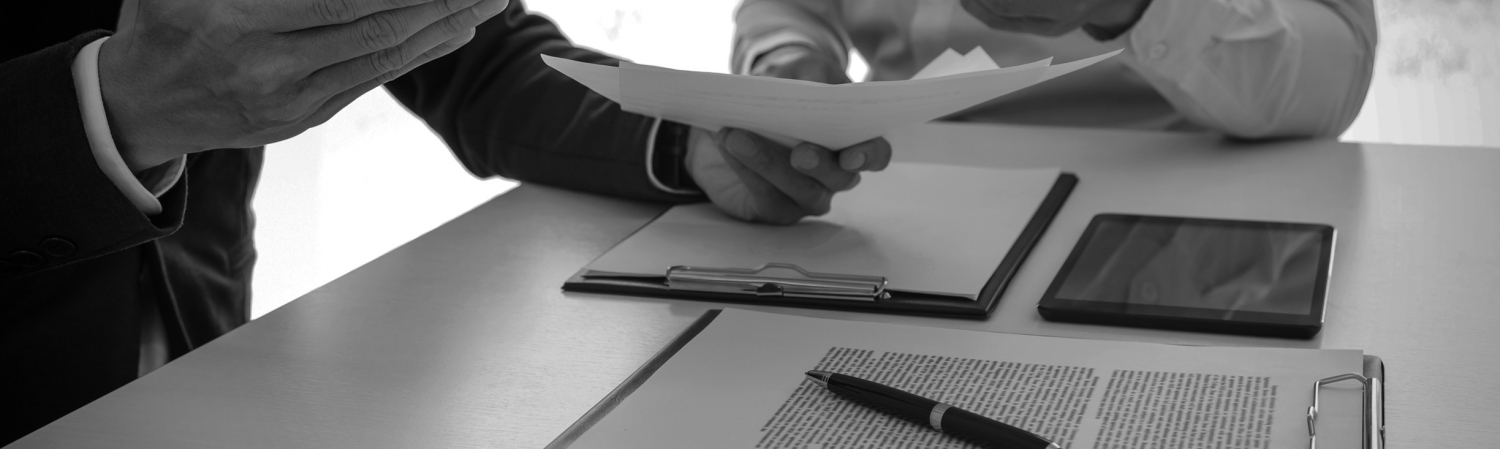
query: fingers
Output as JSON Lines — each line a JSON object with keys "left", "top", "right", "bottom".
{"left": 836, "top": 137, "right": 892, "bottom": 172}
{"left": 305, "top": 28, "right": 476, "bottom": 128}
{"left": 717, "top": 128, "right": 834, "bottom": 218}
{"left": 790, "top": 143, "right": 860, "bottom": 191}
{"left": 714, "top": 151, "right": 809, "bottom": 225}
{"left": 296, "top": 0, "right": 501, "bottom": 71}
{"left": 304, "top": 0, "right": 503, "bottom": 95}
{"left": 288, "top": 0, "right": 438, "bottom": 27}
{"left": 274, "top": 0, "right": 438, "bottom": 29}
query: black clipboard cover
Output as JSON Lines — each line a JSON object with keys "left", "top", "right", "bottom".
{"left": 562, "top": 173, "right": 1079, "bottom": 319}
{"left": 546, "top": 310, "right": 1386, "bottom": 449}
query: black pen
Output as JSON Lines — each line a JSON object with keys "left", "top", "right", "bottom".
{"left": 805, "top": 370, "right": 1059, "bottom": 449}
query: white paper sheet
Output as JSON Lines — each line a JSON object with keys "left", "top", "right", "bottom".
{"left": 542, "top": 49, "right": 1120, "bottom": 149}
{"left": 566, "top": 309, "right": 1368, "bottom": 449}
{"left": 584, "top": 163, "right": 1062, "bottom": 298}
{"left": 911, "top": 47, "right": 1002, "bottom": 80}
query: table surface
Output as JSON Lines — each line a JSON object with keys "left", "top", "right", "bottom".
{"left": 12, "top": 123, "right": 1500, "bottom": 448}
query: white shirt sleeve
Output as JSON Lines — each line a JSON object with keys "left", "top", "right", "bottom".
{"left": 734, "top": 30, "right": 836, "bottom": 75}
{"left": 732, "top": 0, "right": 850, "bottom": 76}
{"left": 1118, "top": 0, "right": 1374, "bottom": 139}
{"left": 72, "top": 36, "right": 185, "bottom": 216}
{"left": 643, "top": 118, "right": 703, "bottom": 196}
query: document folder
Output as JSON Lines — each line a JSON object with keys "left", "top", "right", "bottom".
{"left": 547, "top": 310, "right": 1388, "bottom": 449}
{"left": 563, "top": 165, "right": 1077, "bottom": 319}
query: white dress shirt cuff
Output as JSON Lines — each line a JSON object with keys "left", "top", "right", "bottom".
{"left": 1121, "top": 0, "right": 1302, "bottom": 136}
{"left": 735, "top": 30, "right": 834, "bottom": 75}
{"left": 643, "top": 118, "right": 702, "bottom": 196}
{"left": 1121, "top": 0, "right": 1225, "bottom": 77}
{"left": 72, "top": 36, "right": 185, "bottom": 216}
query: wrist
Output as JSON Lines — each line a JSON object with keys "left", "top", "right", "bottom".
{"left": 97, "top": 33, "right": 196, "bottom": 173}
{"left": 751, "top": 44, "right": 818, "bottom": 74}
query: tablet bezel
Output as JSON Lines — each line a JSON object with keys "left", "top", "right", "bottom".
{"left": 1037, "top": 214, "right": 1335, "bottom": 339}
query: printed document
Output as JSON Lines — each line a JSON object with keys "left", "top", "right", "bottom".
{"left": 543, "top": 49, "right": 1120, "bottom": 149}
{"left": 565, "top": 309, "right": 1367, "bottom": 449}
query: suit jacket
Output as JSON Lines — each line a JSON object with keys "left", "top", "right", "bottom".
{"left": 0, "top": 1, "right": 695, "bottom": 443}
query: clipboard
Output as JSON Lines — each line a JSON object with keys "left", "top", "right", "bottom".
{"left": 563, "top": 171, "right": 1078, "bottom": 319}
{"left": 548, "top": 310, "right": 1387, "bottom": 449}
{"left": 1309, "top": 359, "right": 1386, "bottom": 449}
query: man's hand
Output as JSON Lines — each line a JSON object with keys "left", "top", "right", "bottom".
{"left": 101, "top": 0, "right": 511, "bottom": 172}
{"left": 686, "top": 127, "right": 890, "bottom": 225}
{"left": 959, "top": 0, "right": 1153, "bottom": 37}
{"left": 748, "top": 45, "right": 850, "bottom": 84}
{"left": 735, "top": 46, "right": 891, "bottom": 224}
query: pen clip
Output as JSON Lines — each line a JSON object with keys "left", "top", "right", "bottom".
{"left": 666, "top": 263, "right": 888, "bottom": 301}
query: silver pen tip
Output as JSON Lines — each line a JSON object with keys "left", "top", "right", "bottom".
{"left": 804, "top": 370, "right": 831, "bottom": 388}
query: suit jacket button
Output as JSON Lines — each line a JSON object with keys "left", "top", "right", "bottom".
{"left": 10, "top": 251, "right": 44, "bottom": 268}
{"left": 41, "top": 238, "right": 76, "bottom": 257}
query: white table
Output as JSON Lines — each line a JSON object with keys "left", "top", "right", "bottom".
{"left": 11, "top": 123, "right": 1500, "bottom": 448}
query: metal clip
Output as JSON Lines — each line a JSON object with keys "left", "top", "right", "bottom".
{"left": 1308, "top": 373, "right": 1383, "bottom": 449}
{"left": 666, "top": 263, "right": 888, "bottom": 301}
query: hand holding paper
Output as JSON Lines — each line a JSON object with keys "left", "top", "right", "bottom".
{"left": 547, "top": 47, "right": 1111, "bottom": 225}
{"left": 543, "top": 48, "right": 1120, "bottom": 149}
{"left": 687, "top": 127, "right": 890, "bottom": 225}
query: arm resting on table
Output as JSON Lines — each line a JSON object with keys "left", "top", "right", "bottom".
{"left": 1116, "top": 0, "right": 1378, "bottom": 139}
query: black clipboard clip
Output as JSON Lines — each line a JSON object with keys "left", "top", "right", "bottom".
{"left": 666, "top": 263, "right": 888, "bottom": 301}
{"left": 1308, "top": 372, "right": 1384, "bottom": 449}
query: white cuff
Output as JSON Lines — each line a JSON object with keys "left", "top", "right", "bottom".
{"left": 1122, "top": 0, "right": 1224, "bottom": 74}
{"left": 1121, "top": 0, "right": 1302, "bottom": 136}
{"left": 72, "top": 36, "right": 184, "bottom": 215}
{"left": 138, "top": 156, "right": 186, "bottom": 197}
{"left": 644, "top": 119, "right": 701, "bottom": 196}
{"left": 735, "top": 30, "right": 834, "bottom": 75}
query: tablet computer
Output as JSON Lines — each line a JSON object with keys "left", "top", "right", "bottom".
{"left": 1038, "top": 214, "right": 1335, "bottom": 338}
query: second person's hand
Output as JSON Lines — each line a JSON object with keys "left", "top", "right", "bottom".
{"left": 685, "top": 127, "right": 891, "bottom": 225}
{"left": 731, "top": 44, "right": 892, "bottom": 224}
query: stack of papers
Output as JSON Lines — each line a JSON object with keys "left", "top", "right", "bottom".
{"left": 543, "top": 48, "right": 1120, "bottom": 148}
{"left": 910, "top": 47, "right": 1009, "bottom": 80}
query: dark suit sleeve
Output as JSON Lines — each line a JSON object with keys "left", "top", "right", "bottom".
{"left": 0, "top": 31, "right": 187, "bottom": 281}
{"left": 384, "top": 1, "right": 701, "bottom": 203}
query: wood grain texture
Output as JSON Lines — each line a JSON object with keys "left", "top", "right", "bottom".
{"left": 11, "top": 123, "right": 1499, "bottom": 448}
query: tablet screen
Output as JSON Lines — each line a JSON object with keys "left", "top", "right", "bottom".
{"left": 1051, "top": 217, "right": 1327, "bottom": 316}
